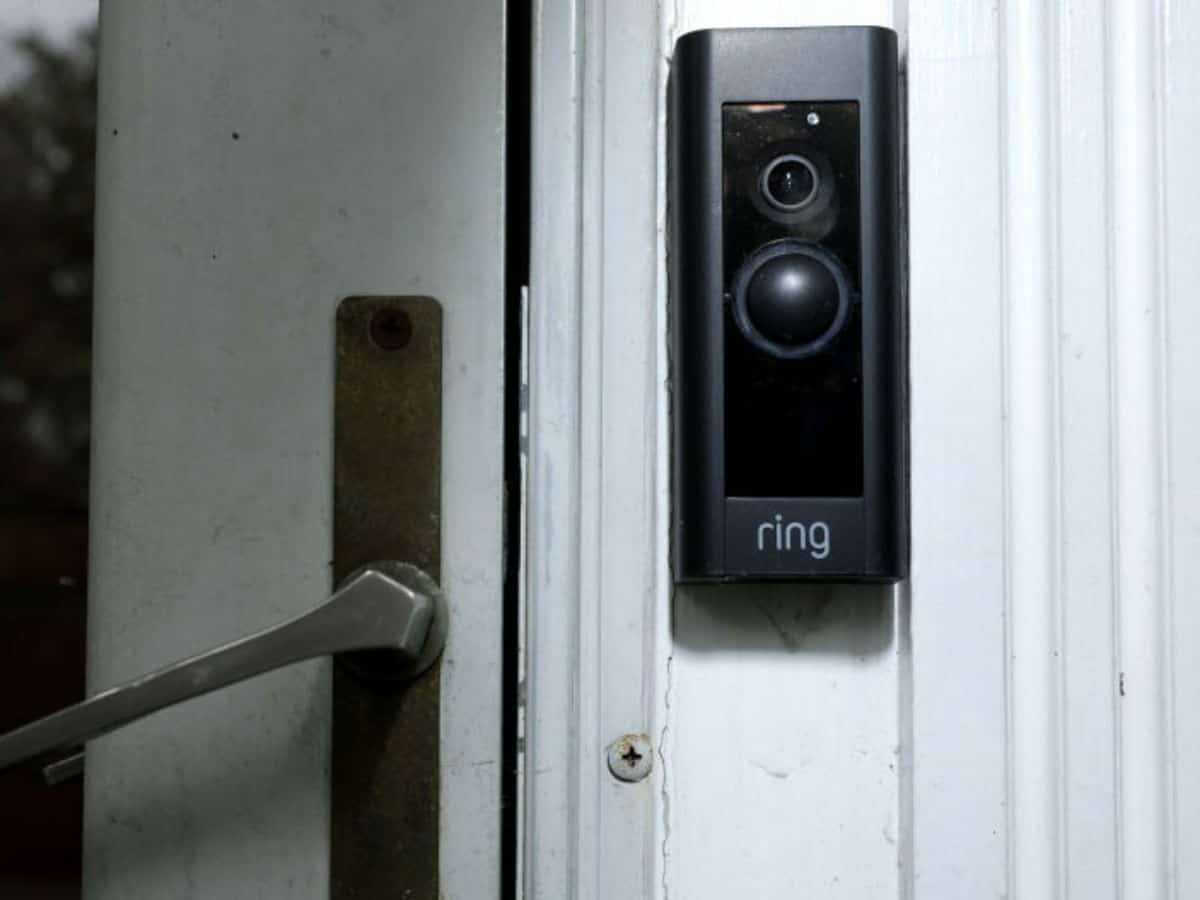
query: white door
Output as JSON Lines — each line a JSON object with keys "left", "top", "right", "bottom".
{"left": 84, "top": 2, "right": 507, "bottom": 897}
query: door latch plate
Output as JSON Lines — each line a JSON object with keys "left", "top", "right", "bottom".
{"left": 332, "top": 296, "right": 442, "bottom": 899}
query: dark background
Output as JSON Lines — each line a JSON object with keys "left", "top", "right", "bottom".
{"left": 0, "top": 23, "right": 96, "bottom": 899}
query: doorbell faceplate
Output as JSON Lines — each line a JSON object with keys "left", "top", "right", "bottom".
{"left": 670, "top": 27, "right": 907, "bottom": 582}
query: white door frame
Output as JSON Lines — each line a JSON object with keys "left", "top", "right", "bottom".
{"left": 524, "top": 0, "right": 670, "bottom": 895}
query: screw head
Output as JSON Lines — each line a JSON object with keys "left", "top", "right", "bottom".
{"left": 369, "top": 308, "right": 413, "bottom": 350}
{"left": 606, "top": 733, "right": 653, "bottom": 783}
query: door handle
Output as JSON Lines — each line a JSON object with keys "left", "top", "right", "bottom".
{"left": 0, "top": 561, "right": 446, "bottom": 783}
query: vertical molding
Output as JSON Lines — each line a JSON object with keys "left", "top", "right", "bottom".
{"left": 578, "top": 0, "right": 665, "bottom": 893}
{"left": 907, "top": 2, "right": 1009, "bottom": 896}
{"left": 1151, "top": 4, "right": 1178, "bottom": 896}
{"left": 653, "top": 5, "right": 678, "bottom": 899}
{"left": 1000, "top": 1, "right": 1064, "bottom": 899}
{"left": 1161, "top": 1, "right": 1200, "bottom": 898}
{"left": 525, "top": 0, "right": 585, "bottom": 894}
{"left": 911, "top": 1, "right": 1192, "bottom": 897}
{"left": 526, "top": 0, "right": 664, "bottom": 895}
{"left": 1058, "top": 1, "right": 1120, "bottom": 897}
{"left": 575, "top": 0, "right": 606, "bottom": 892}
{"left": 1107, "top": 0, "right": 1171, "bottom": 897}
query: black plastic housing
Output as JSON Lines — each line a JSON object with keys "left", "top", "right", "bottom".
{"left": 670, "top": 27, "right": 907, "bottom": 582}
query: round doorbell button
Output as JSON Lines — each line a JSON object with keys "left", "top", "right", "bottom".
{"left": 730, "top": 240, "right": 851, "bottom": 359}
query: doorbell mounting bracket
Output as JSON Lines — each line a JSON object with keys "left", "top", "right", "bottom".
{"left": 670, "top": 27, "right": 907, "bottom": 582}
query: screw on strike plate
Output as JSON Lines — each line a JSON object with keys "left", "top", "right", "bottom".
{"left": 369, "top": 308, "right": 413, "bottom": 350}
{"left": 606, "top": 733, "right": 653, "bottom": 783}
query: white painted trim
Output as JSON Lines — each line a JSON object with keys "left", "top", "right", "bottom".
{"left": 524, "top": 0, "right": 667, "bottom": 894}
{"left": 524, "top": 0, "right": 585, "bottom": 894}
{"left": 1001, "top": 0, "right": 1064, "bottom": 895}
{"left": 1163, "top": 4, "right": 1200, "bottom": 896}
{"left": 1109, "top": 1, "right": 1173, "bottom": 896}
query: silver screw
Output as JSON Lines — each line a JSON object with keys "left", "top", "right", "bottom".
{"left": 806, "top": 111, "right": 820, "bottom": 126}
{"left": 607, "top": 733, "right": 653, "bottom": 783}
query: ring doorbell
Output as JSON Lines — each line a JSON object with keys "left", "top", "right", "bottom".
{"left": 670, "top": 27, "right": 907, "bottom": 582}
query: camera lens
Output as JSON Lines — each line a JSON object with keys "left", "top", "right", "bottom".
{"left": 760, "top": 154, "right": 819, "bottom": 211}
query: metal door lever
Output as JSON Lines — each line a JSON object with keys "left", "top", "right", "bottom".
{"left": 0, "top": 561, "right": 446, "bottom": 783}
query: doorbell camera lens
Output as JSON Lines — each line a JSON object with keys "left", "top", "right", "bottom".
{"left": 760, "top": 154, "right": 819, "bottom": 211}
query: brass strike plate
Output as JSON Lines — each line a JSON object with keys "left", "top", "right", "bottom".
{"left": 332, "top": 296, "right": 442, "bottom": 899}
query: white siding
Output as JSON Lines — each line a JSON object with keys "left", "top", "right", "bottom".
{"left": 911, "top": 2, "right": 1187, "bottom": 898}
{"left": 527, "top": 0, "right": 1199, "bottom": 897}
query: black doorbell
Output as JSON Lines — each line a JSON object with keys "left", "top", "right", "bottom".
{"left": 670, "top": 27, "right": 906, "bottom": 582}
